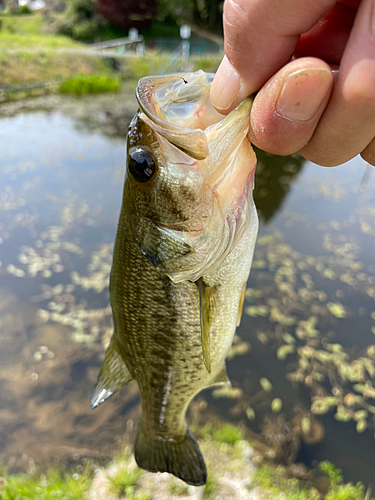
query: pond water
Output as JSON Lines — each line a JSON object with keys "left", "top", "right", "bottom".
{"left": 0, "top": 94, "right": 374, "bottom": 485}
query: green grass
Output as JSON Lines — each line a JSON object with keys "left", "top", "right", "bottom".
{"left": 0, "top": 448, "right": 370, "bottom": 500}
{"left": 0, "top": 12, "right": 44, "bottom": 35}
{"left": 120, "top": 54, "right": 221, "bottom": 83}
{"left": 59, "top": 73, "right": 121, "bottom": 94}
{"left": 203, "top": 466, "right": 219, "bottom": 499}
{"left": 250, "top": 462, "right": 367, "bottom": 500}
{"left": 0, "top": 12, "right": 85, "bottom": 48}
{"left": 168, "top": 480, "right": 189, "bottom": 495}
{"left": 0, "top": 50, "right": 222, "bottom": 88}
{"left": 0, "top": 468, "right": 91, "bottom": 500}
{"left": 191, "top": 56, "right": 222, "bottom": 73}
{"left": 107, "top": 467, "right": 143, "bottom": 497}
{"left": 213, "top": 424, "right": 244, "bottom": 445}
{"left": 0, "top": 33, "right": 84, "bottom": 49}
{"left": 0, "top": 52, "right": 110, "bottom": 86}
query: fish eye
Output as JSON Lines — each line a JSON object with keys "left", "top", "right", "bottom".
{"left": 128, "top": 147, "right": 156, "bottom": 183}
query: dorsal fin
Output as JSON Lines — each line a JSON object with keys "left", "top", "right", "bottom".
{"left": 196, "top": 278, "right": 219, "bottom": 373}
{"left": 91, "top": 337, "right": 133, "bottom": 409}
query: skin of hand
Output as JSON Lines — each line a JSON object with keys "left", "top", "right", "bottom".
{"left": 210, "top": 0, "right": 375, "bottom": 167}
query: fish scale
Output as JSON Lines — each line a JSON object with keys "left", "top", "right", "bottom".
{"left": 91, "top": 71, "right": 258, "bottom": 486}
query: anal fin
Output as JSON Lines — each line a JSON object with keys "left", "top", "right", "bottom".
{"left": 208, "top": 364, "right": 231, "bottom": 388}
{"left": 237, "top": 282, "right": 247, "bottom": 326}
{"left": 196, "top": 278, "right": 219, "bottom": 373}
{"left": 91, "top": 337, "right": 133, "bottom": 409}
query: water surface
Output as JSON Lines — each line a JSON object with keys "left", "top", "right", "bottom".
{"left": 0, "top": 94, "right": 374, "bottom": 484}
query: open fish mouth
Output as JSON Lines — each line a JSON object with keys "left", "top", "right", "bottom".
{"left": 132, "top": 71, "right": 257, "bottom": 283}
{"left": 136, "top": 71, "right": 256, "bottom": 208}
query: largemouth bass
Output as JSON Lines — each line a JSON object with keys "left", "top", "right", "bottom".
{"left": 91, "top": 71, "right": 258, "bottom": 486}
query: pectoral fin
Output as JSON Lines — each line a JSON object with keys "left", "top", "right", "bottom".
{"left": 237, "top": 282, "right": 247, "bottom": 326}
{"left": 91, "top": 337, "right": 133, "bottom": 409}
{"left": 196, "top": 278, "right": 219, "bottom": 373}
{"left": 133, "top": 216, "right": 192, "bottom": 267}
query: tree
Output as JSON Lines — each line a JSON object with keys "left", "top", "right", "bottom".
{"left": 51, "top": 0, "right": 110, "bottom": 41}
{"left": 156, "top": 0, "right": 223, "bottom": 34}
{"left": 96, "top": 0, "right": 156, "bottom": 31}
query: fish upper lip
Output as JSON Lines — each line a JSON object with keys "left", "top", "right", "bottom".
{"left": 137, "top": 73, "right": 254, "bottom": 167}
{"left": 136, "top": 73, "right": 210, "bottom": 161}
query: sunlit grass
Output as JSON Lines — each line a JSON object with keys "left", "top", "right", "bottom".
{"left": 59, "top": 73, "right": 121, "bottom": 94}
{"left": 0, "top": 12, "right": 84, "bottom": 48}
{"left": 0, "top": 445, "right": 370, "bottom": 500}
{"left": 190, "top": 56, "right": 221, "bottom": 73}
{"left": 213, "top": 424, "right": 244, "bottom": 445}
{"left": 0, "top": 52, "right": 109, "bottom": 86}
{"left": 0, "top": 33, "right": 84, "bottom": 49}
{"left": 0, "top": 468, "right": 91, "bottom": 500}
{"left": 0, "top": 12, "right": 44, "bottom": 35}
{"left": 106, "top": 466, "right": 143, "bottom": 497}
{"left": 250, "top": 462, "right": 366, "bottom": 500}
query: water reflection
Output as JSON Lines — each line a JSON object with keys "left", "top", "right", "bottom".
{"left": 254, "top": 147, "right": 305, "bottom": 223}
{"left": 0, "top": 93, "right": 374, "bottom": 487}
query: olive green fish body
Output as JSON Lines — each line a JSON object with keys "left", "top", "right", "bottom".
{"left": 111, "top": 206, "right": 257, "bottom": 432}
{"left": 92, "top": 71, "right": 258, "bottom": 486}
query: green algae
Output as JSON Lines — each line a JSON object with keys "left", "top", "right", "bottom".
{"left": 0, "top": 424, "right": 371, "bottom": 500}
{"left": 250, "top": 461, "right": 366, "bottom": 500}
{"left": 213, "top": 424, "right": 244, "bottom": 445}
{"left": 0, "top": 467, "right": 91, "bottom": 500}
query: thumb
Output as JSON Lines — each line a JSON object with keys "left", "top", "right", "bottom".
{"left": 210, "top": 0, "right": 336, "bottom": 112}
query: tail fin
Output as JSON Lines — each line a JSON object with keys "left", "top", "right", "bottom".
{"left": 134, "top": 425, "right": 207, "bottom": 486}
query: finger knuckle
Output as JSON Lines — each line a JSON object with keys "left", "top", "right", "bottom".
{"left": 361, "top": 140, "right": 375, "bottom": 167}
{"left": 345, "top": 63, "right": 375, "bottom": 109}
{"left": 300, "top": 144, "right": 345, "bottom": 167}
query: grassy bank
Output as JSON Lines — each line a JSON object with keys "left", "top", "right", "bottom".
{"left": 0, "top": 11, "right": 221, "bottom": 90}
{"left": 0, "top": 52, "right": 220, "bottom": 89}
{"left": 0, "top": 12, "right": 85, "bottom": 49}
{"left": 59, "top": 73, "right": 121, "bottom": 94}
{"left": 0, "top": 52, "right": 111, "bottom": 86}
{"left": 0, "top": 33, "right": 83, "bottom": 49}
{"left": 0, "top": 424, "right": 369, "bottom": 500}
{"left": 0, "top": 11, "right": 44, "bottom": 36}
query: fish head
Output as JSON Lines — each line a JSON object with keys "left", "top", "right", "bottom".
{"left": 126, "top": 71, "right": 257, "bottom": 282}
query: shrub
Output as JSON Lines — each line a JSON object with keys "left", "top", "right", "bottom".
{"left": 49, "top": 0, "right": 110, "bottom": 41}
{"left": 17, "top": 4, "right": 32, "bottom": 14}
{"left": 59, "top": 73, "right": 121, "bottom": 94}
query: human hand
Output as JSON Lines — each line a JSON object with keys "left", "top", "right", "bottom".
{"left": 210, "top": 0, "right": 375, "bottom": 166}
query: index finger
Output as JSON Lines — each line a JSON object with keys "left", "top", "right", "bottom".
{"left": 211, "top": 0, "right": 337, "bottom": 110}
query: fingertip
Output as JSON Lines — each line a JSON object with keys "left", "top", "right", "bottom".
{"left": 249, "top": 58, "right": 333, "bottom": 155}
{"left": 210, "top": 56, "right": 240, "bottom": 112}
{"left": 275, "top": 67, "right": 332, "bottom": 123}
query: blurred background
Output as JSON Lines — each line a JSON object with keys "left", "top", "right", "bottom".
{"left": 0, "top": 1, "right": 375, "bottom": 498}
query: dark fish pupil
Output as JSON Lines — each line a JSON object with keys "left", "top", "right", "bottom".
{"left": 129, "top": 149, "right": 156, "bottom": 183}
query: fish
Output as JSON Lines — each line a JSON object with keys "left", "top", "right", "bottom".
{"left": 91, "top": 70, "right": 258, "bottom": 486}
